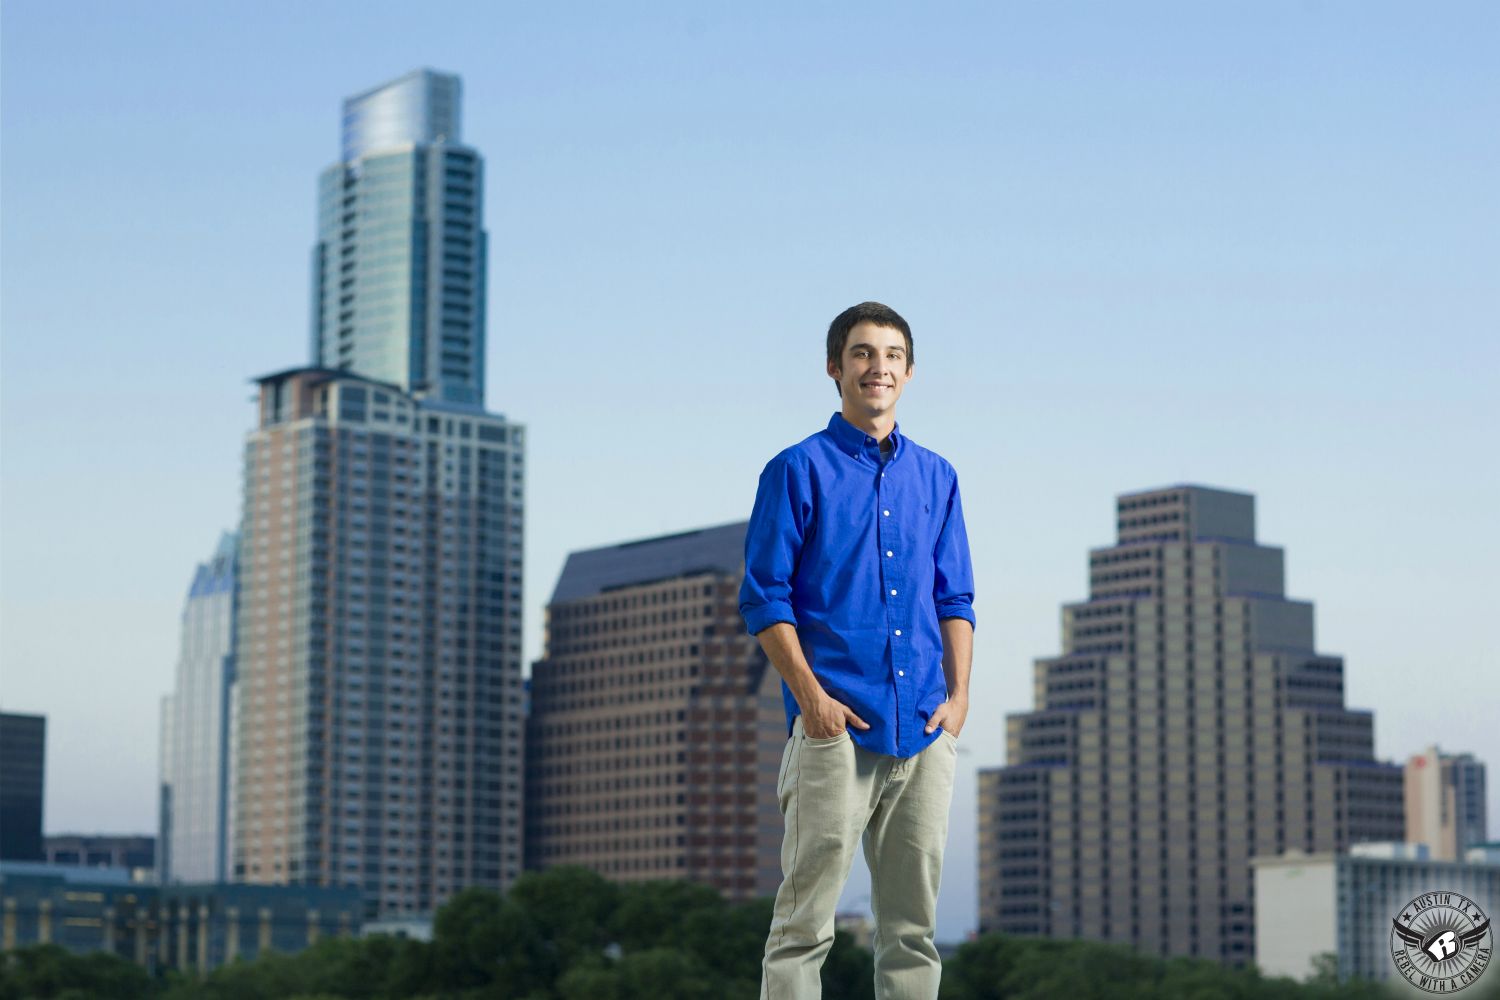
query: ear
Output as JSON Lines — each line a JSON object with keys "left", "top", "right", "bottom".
{"left": 827, "top": 358, "right": 841, "bottom": 381}
{"left": 902, "top": 362, "right": 914, "bottom": 383}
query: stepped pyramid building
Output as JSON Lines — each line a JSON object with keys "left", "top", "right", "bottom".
{"left": 978, "top": 485, "right": 1403, "bottom": 963}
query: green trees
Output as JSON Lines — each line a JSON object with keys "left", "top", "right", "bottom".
{"left": 934, "top": 934, "right": 1469, "bottom": 1000}
{"left": 0, "top": 943, "right": 153, "bottom": 1000}
{"left": 7, "top": 873, "right": 1497, "bottom": 998}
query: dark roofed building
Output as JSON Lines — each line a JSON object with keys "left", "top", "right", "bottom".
{"left": 526, "top": 521, "right": 785, "bottom": 900}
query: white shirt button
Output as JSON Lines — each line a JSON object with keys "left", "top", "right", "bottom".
{"left": 883, "top": 509, "right": 890, "bottom": 516}
{"left": 886, "top": 550, "right": 893, "bottom": 557}
{"left": 890, "top": 589, "right": 897, "bottom": 595}
{"left": 898, "top": 670, "right": 905, "bottom": 677}
{"left": 894, "top": 629, "right": 902, "bottom": 636}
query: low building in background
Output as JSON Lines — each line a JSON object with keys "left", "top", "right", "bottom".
{"left": 835, "top": 912, "right": 873, "bottom": 951}
{"left": 1252, "top": 843, "right": 1500, "bottom": 984}
{"left": 0, "top": 863, "right": 154, "bottom": 962}
{"left": 0, "top": 862, "right": 362, "bottom": 973}
{"left": 525, "top": 521, "right": 785, "bottom": 900}
{"left": 155, "top": 881, "right": 364, "bottom": 971}
{"left": 361, "top": 912, "right": 434, "bottom": 942}
{"left": 1405, "top": 745, "right": 1488, "bottom": 862}
{"left": 0, "top": 713, "right": 46, "bottom": 862}
{"left": 43, "top": 835, "right": 155, "bottom": 880}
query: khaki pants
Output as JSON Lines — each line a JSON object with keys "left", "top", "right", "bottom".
{"left": 761, "top": 715, "right": 958, "bottom": 999}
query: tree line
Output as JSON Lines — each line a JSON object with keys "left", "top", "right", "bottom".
{"left": 2, "top": 866, "right": 1489, "bottom": 999}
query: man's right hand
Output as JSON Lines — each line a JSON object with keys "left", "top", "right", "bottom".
{"left": 801, "top": 694, "right": 870, "bottom": 739}
{"left": 753, "top": 623, "right": 870, "bottom": 740}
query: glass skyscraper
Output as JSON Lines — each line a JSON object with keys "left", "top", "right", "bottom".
{"left": 158, "top": 533, "right": 238, "bottom": 884}
{"left": 310, "top": 69, "right": 487, "bottom": 409}
{"left": 231, "top": 71, "right": 525, "bottom": 916}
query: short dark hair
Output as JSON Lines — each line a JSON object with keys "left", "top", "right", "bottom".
{"left": 826, "top": 302, "right": 913, "bottom": 397}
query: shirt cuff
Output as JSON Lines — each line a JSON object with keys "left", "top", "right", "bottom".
{"left": 937, "top": 605, "right": 976, "bottom": 630}
{"left": 742, "top": 602, "right": 798, "bottom": 636}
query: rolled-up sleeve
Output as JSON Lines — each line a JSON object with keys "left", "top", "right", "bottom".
{"left": 739, "top": 455, "right": 809, "bottom": 635}
{"left": 932, "top": 470, "right": 976, "bottom": 629}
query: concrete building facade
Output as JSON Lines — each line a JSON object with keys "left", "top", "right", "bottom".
{"left": 1253, "top": 844, "right": 1500, "bottom": 984}
{"left": 978, "top": 485, "right": 1405, "bottom": 964}
{"left": 231, "top": 367, "right": 525, "bottom": 915}
{"left": 1405, "top": 745, "right": 1488, "bottom": 862}
{"left": 525, "top": 522, "right": 785, "bottom": 900}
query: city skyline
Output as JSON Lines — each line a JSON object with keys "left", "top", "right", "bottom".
{"left": 2, "top": 2, "right": 1496, "bottom": 944}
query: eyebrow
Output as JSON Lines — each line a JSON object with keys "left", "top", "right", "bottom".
{"left": 848, "top": 342, "right": 905, "bottom": 355}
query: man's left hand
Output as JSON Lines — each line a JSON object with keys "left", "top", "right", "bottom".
{"left": 925, "top": 693, "right": 969, "bottom": 738}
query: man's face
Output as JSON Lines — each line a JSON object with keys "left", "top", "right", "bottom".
{"left": 828, "top": 321, "right": 913, "bottom": 416}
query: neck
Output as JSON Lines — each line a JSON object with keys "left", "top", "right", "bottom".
{"left": 840, "top": 403, "right": 896, "bottom": 441}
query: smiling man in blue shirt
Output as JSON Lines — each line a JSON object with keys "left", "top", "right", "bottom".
{"left": 741, "top": 302, "right": 975, "bottom": 999}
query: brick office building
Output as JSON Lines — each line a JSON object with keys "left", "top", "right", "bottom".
{"left": 525, "top": 522, "right": 784, "bottom": 900}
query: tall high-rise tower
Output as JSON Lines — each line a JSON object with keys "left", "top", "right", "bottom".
{"left": 232, "top": 71, "right": 525, "bottom": 916}
{"left": 158, "top": 533, "right": 239, "bottom": 884}
{"left": 311, "top": 69, "right": 487, "bottom": 409}
{"left": 232, "top": 369, "right": 525, "bottom": 914}
{"left": 525, "top": 523, "right": 785, "bottom": 900}
{"left": 977, "top": 486, "right": 1404, "bottom": 964}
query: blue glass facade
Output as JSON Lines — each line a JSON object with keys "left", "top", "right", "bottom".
{"left": 158, "top": 533, "right": 237, "bottom": 885}
{"left": 341, "top": 68, "right": 460, "bottom": 164}
{"left": 311, "top": 70, "right": 486, "bottom": 409}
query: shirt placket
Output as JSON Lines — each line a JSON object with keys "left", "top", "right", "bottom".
{"left": 874, "top": 448, "right": 910, "bottom": 752}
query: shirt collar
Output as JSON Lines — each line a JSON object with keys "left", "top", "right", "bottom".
{"left": 826, "top": 411, "right": 903, "bottom": 463}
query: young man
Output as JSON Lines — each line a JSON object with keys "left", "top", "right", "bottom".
{"left": 740, "top": 302, "right": 976, "bottom": 999}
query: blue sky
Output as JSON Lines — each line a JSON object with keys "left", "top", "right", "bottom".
{"left": 2, "top": 1, "right": 1496, "bottom": 940}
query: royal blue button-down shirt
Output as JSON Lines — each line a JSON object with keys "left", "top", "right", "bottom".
{"left": 739, "top": 412, "right": 976, "bottom": 759}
